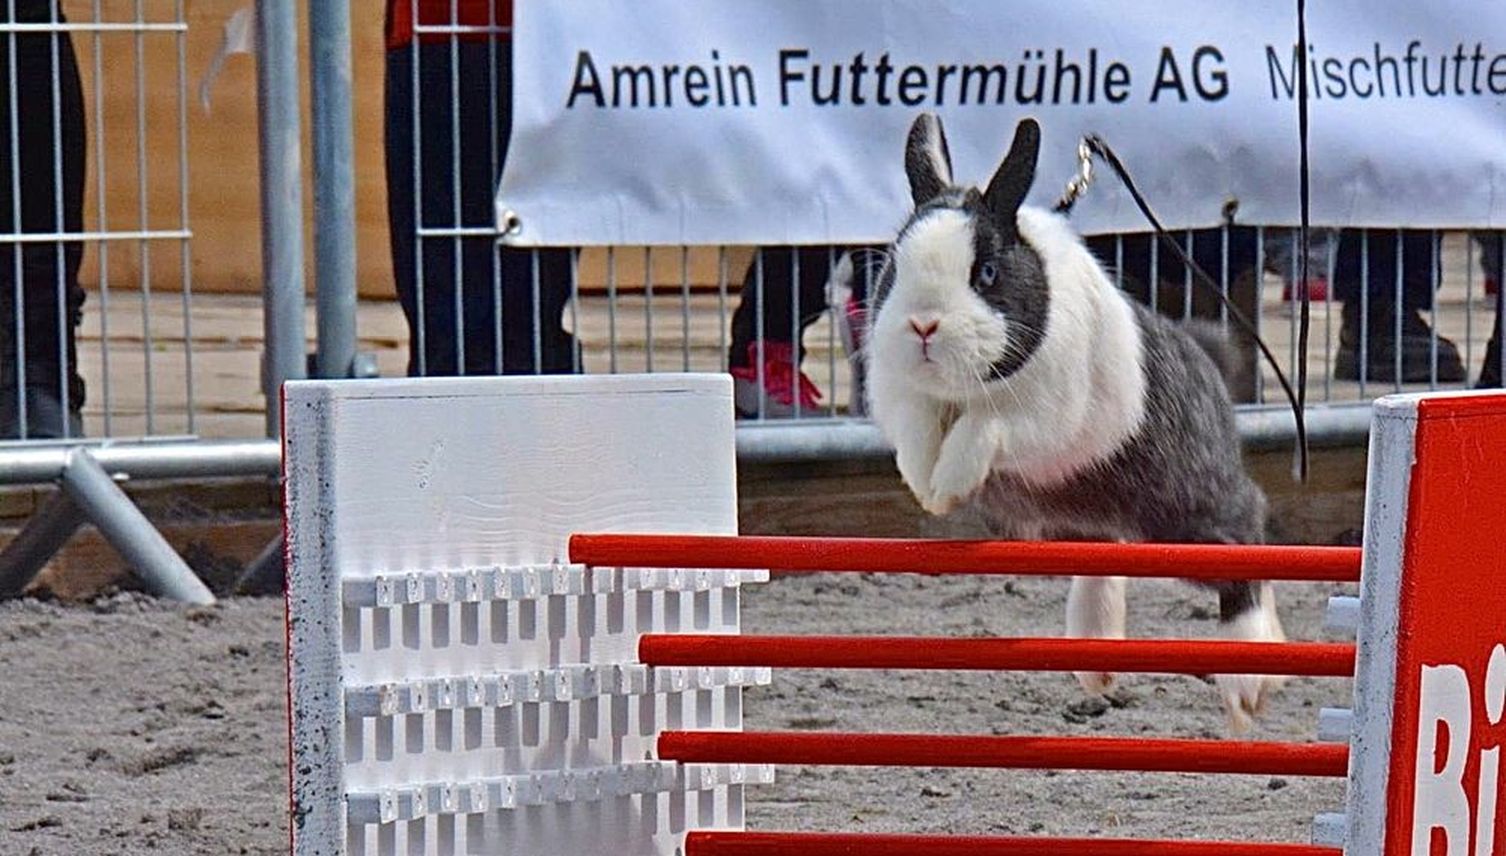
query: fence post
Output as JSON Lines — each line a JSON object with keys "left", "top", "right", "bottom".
{"left": 255, "top": 0, "right": 308, "bottom": 437}
{"left": 308, "top": 0, "right": 358, "bottom": 380}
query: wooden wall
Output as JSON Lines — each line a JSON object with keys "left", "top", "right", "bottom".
{"left": 56, "top": 1, "right": 384, "bottom": 296}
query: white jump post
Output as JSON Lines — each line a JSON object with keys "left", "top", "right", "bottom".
{"left": 284, "top": 375, "right": 769, "bottom": 855}
{"left": 1336, "top": 390, "right": 1506, "bottom": 855}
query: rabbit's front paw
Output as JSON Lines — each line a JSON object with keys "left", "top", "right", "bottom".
{"left": 926, "top": 446, "right": 991, "bottom": 515}
{"left": 919, "top": 487, "right": 961, "bottom": 516}
{"left": 895, "top": 447, "right": 939, "bottom": 509}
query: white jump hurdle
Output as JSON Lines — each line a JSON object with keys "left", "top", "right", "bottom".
{"left": 282, "top": 375, "right": 1506, "bottom": 855}
{"left": 285, "top": 375, "right": 765, "bottom": 855}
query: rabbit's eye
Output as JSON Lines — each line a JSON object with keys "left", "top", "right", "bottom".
{"left": 978, "top": 261, "right": 998, "bottom": 287}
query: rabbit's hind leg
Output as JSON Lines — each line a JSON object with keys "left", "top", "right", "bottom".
{"left": 1066, "top": 575, "right": 1128, "bottom": 695}
{"left": 1211, "top": 580, "right": 1288, "bottom": 732}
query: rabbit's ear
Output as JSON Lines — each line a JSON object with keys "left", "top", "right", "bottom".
{"left": 905, "top": 113, "right": 953, "bottom": 206}
{"left": 983, "top": 118, "right": 1041, "bottom": 224}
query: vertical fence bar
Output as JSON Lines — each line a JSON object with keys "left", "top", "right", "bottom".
{"left": 48, "top": 2, "right": 67, "bottom": 437}
{"left": 717, "top": 246, "right": 728, "bottom": 372}
{"left": 1324, "top": 233, "right": 1335, "bottom": 400}
{"left": 91, "top": 0, "right": 110, "bottom": 435}
{"left": 826, "top": 245, "right": 835, "bottom": 417}
{"left": 530, "top": 248, "right": 541, "bottom": 373}
{"left": 606, "top": 246, "right": 618, "bottom": 372}
{"left": 1114, "top": 234, "right": 1123, "bottom": 291}
{"left": 1465, "top": 235, "right": 1475, "bottom": 376}
{"left": 1182, "top": 230, "right": 1193, "bottom": 321}
{"left": 408, "top": 0, "right": 425, "bottom": 376}
{"left": 679, "top": 245, "right": 691, "bottom": 372}
{"left": 7, "top": 0, "right": 25, "bottom": 439}
{"left": 790, "top": 249, "right": 800, "bottom": 418}
{"left": 175, "top": 0, "right": 194, "bottom": 431}
{"left": 1288, "top": 230, "right": 1298, "bottom": 385}
{"left": 491, "top": 239, "right": 502, "bottom": 371}
{"left": 1219, "top": 224, "right": 1229, "bottom": 328}
{"left": 1254, "top": 226, "right": 1265, "bottom": 403}
{"left": 1429, "top": 230, "right": 1439, "bottom": 388}
{"left": 1496, "top": 233, "right": 1505, "bottom": 387}
{"left": 309, "top": 0, "right": 358, "bottom": 380}
{"left": 256, "top": 0, "right": 308, "bottom": 435}
{"left": 487, "top": 1, "right": 501, "bottom": 373}
{"left": 1359, "top": 229, "right": 1369, "bottom": 396}
{"left": 1148, "top": 236, "right": 1158, "bottom": 314}
{"left": 754, "top": 248, "right": 766, "bottom": 419}
{"left": 568, "top": 247, "right": 580, "bottom": 373}
{"left": 133, "top": 0, "right": 154, "bottom": 432}
{"left": 643, "top": 245, "right": 653, "bottom": 372}
{"left": 1393, "top": 229, "right": 1404, "bottom": 390}
{"left": 447, "top": 0, "right": 463, "bottom": 374}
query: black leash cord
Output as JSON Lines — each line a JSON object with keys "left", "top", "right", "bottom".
{"left": 1293, "top": 0, "right": 1313, "bottom": 482}
{"left": 1067, "top": 135, "right": 1310, "bottom": 483}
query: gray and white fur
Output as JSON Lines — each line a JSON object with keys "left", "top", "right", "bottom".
{"left": 863, "top": 113, "right": 1283, "bottom": 731}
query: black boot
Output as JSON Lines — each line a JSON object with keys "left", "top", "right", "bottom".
{"left": 1479, "top": 323, "right": 1502, "bottom": 389}
{"left": 0, "top": 385, "right": 84, "bottom": 440}
{"left": 1334, "top": 302, "right": 1465, "bottom": 384}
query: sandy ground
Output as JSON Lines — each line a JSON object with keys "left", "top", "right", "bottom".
{"left": 0, "top": 571, "right": 1353, "bottom": 854}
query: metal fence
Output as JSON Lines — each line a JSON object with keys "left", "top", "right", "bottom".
{"left": 465, "top": 231, "right": 1503, "bottom": 420}
{"left": 1, "top": 2, "right": 1503, "bottom": 460}
{"left": 1, "top": 1, "right": 1503, "bottom": 599}
{"left": 2, "top": 0, "right": 197, "bottom": 443}
{"left": 387, "top": 15, "right": 1504, "bottom": 438}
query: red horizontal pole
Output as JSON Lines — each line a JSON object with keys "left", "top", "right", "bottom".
{"left": 640, "top": 635, "right": 1356, "bottom": 677}
{"left": 658, "top": 731, "right": 1349, "bottom": 777}
{"left": 568, "top": 535, "right": 1362, "bottom": 582}
{"left": 686, "top": 831, "right": 1343, "bottom": 856}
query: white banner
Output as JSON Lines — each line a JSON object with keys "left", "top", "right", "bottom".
{"left": 496, "top": 0, "right": 1506, "bottom": 246}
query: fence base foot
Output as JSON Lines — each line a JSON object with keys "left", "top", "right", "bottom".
{"left": 0, "top": 490, "right": 88, "bottom": 596}
{"left": 235, "top": 534, "right": 285, "bottom": 596}
{"left": 58, "top": 449, "right": 215, "bottom": 605}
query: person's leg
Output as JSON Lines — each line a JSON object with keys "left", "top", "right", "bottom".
{"left": 385, "top": 43, "right": 433, "bottom": 376}
{"left": 489, "top": 39, "right": 574, "bottom": 375}
{"left": 1478, "top": 232, "right": 1503, "bottom": 388}
{"left": 0, "top": 1, "right": 86, "bottom": 439}
{"left": 388, "top": 40, "right": 483, "bottom": 377}
{"left": 448, "top": 39, "right": 503, "bottom": 377}
{"left": 728, "top": 247, "right": 827, "bottom": 364}
{"left": 494, "top": 245, "right": 575, "bottom": 374}
{"left": 1263, "top": 227, "right": 1334, "bottom": 302}
{"left": 727, "top": 246, "right": 838, "bottom": 416}
{"left": 1332, "top": 229, "right": 1463, "bottom": 383}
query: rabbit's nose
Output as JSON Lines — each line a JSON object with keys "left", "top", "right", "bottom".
{"left": 909, "top": 317, "right": 940, "bottom": 340}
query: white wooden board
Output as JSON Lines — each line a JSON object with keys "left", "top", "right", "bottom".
{"left": 284, "top": 374, "right": 753, "bottom": 856}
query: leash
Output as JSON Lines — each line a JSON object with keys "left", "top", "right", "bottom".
{"left": 1054, "top": 0, "right": 1316, "bottom": 483}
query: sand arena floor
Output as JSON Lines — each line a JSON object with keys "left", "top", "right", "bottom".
{"left": 0, "top": 569, "right": 1352, "bottom": 854}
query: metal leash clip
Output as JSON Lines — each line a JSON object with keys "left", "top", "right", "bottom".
{"left": 1054, "top": 137, "right": 1097, "bottom": 214}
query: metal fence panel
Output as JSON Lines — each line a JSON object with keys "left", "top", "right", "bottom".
{"left": 2, "top": 0, "right": 196, "bottom": 442}
{"left": 7, "top": 4, "right": 1503, "bottom": 457}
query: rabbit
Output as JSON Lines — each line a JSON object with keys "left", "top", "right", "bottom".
{"left": 864, "top": 113, "right": 1284, "bottom": 732}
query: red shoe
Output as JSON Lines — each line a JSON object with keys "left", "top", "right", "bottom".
{"left": 1486, "top": 276, "right": 1499, "bottom": 298}
{"left": 730, "top": 342, "right": 822, "bottom": 417}
{"left": 1282, "top": 277, "right": 1330, "bottom": 302}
